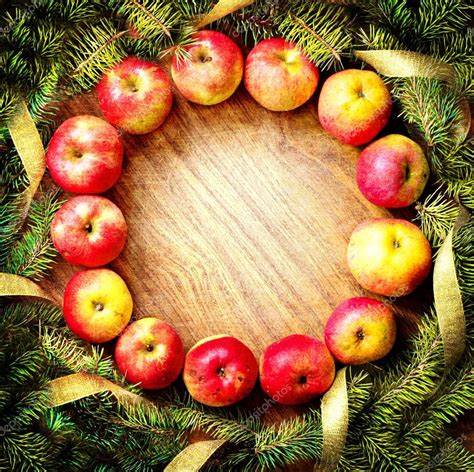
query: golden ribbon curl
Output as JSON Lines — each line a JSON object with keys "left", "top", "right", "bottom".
{"left": 0, "top": 272, "right": 53, "bottom": 301}
{"left": 433, "top": 208, "right": 469, "bottom": 370}
{"left": 7, "top": 100, "right": 46, "bottom": 212}
{"left": 197, "top": 0, "right": 255, "bottom": 28}
{"left": 317, "top": 367, "right": 348, "bottom": 472}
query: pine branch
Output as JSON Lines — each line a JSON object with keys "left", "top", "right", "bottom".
{"left": 5, "top": 188, "right": 63, "bottom": 281}
{"left": 277, "top": 1, "right": 353, "bottom": 70}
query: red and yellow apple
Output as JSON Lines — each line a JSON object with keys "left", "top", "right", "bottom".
{"left": 115, "top": 318, "right": 185, "bottom": 390}
{"left": 347, "top": 218, "right": 432, "bottom": 297}
{"left": 244, "top": 38, "right": 319, "bottom": 111}
{"left": 51, "top": 195, "right": 127, "bottom": 267}
{"left": 97, "top": 56, "right": 173, "bottom": 134}
{"left": 318, "top": 69, "right": 392, "bottom": 145}
{"left": 324, "top": 297, "right": 397, "bottom": 365}
{"left": 259, "top": 334, "right": 335, "bottom": 405}
{"left": 171, "top": 30, "right": 243, "bottom": 106}
{"left": 63, "top": 268, "right": 133, "bottom": 343}
{"left": 46, "top": 115, "right": 123, "bottom": 194}
{"left": 356, "top": 134, "right": 429, "bottom": 208}
{"left": 183, "top": 335, "right": 258, "bottom": 407}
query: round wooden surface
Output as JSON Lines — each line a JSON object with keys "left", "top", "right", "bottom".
{"left": 42, "top": 85, "right": 428, "bottom": 356}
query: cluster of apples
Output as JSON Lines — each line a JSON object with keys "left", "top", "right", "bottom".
{"left": 44, "top": 30, "right": 435, "bottom": 408}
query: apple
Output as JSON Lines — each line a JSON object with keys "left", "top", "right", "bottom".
{"left": 63, "top": 268, "right": 133, "bottom": 343}
{"left": 115, "top": 318, "right": 185, "bottom": 390}
{"left": 324, "top": 297, "right": 397, "bottom": 365}
{"left": 51, "top": 195, "right": 127, "bottom": 267}
{"left": 244, "top": 38, "right": 319, "bottom": 111}
{"left": 318, "top": 69, "right": 392, "bottom": 145}
{"left": 183, "top": 335, "right": 258, "bottom": 407}
{"left": 356, "top": 134, "right": 429, "bottom": 208}
{"left": 259, "top": 334, "right": 335, "bottom": 405}
{"left": 347, "top": 218, "right": 432, "bottom": 297}
{"left": 171, "top": 30, "right": 243, "bottom": 105}
{"left": 97, "top": 56, "right": 173, "bottom": 134}
{"left": 46, "top": 115, "right": 123, "bottom": 194}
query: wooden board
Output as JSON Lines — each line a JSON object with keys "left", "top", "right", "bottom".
{"left": 42, "top": 87, "right": 429, "bottom": 352}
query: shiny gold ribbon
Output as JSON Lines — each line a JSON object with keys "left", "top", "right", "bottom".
{"left": 7, "top": 100, "right": 46, "bottom": 209}
{"left": 0, "top": 272, "right": 53, "bottom": 301}
{"left": 47, "top": 372, "right": 150, "bottom": 407}
{"left": 164, "top": 439, "right": 227, "bottom": 472}
{"left": 433, "top": 209, "right": 469, "bottom": 369}
{"left": 354, "top": 50, "right": 456, "bottom": 82}
{"left": 197, "top": 0, "right": 255, "bottom": 28}
{"left": 316, "top": 367, "right": 348, "bottom": 471}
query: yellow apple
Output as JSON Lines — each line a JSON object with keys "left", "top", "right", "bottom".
{"left": 347, "top": 218, "right": 432, "bottom": 297}
{"left": 63, "top": 268, "right": 133, "bottom": 343}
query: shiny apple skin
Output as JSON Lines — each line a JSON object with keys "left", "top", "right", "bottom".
{"left": 51, "top": 195, "right": 127, "bottom": 267}
{"left": 259, "top": 334, "right": 335, "bottom": 405}
{"left": 46, "top": 115, "right": 123, "bottom": 194}
{"left": 63, "top": 268, "right": 133, "bottom": 343}
{"left": 115, "top": 318, "right": 185, "bottom": 390}
{"left": 97, "top": 56, "right": 173, "bottom": 135}
{"left": 171, "top": 30, "right": 243, "bottom": 106}
{"left": 183, "top": 335, "right": 258, "bottom": 407}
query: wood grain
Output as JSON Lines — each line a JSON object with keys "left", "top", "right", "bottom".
{"left": 40, "top": 82, "right": 471, "bottom": 468}
{"left": 42, "top": 86, "right": 428, "bottom": 352}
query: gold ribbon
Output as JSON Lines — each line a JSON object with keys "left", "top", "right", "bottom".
{"left": 7, "top": 100, "right": 46, "bottom": 209}
{"left": 164, "top": 439, "right": 226, "bottom": 472}
{"left": 0, "top": 272, "right": 53, "bottom": 301}
{"left": 354, "top": 50, "right": 456, "bottom": 82}
{"left": 433, "top": 209, "right": 469, "bottom": 369}
{"left": 197, "top": 0, "right": 255, "bottom": 29}
{"left": 47, "top": 372, "right": 150, "bottom": 407}
{"left": 317, "top": 367, "right": 348, "bottom": 471}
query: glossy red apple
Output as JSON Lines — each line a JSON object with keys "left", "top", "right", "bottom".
{"left": 171, "top": 30, "right": 243, "bottom": 105}
{"left": 97, "top": 56, "right": 173, "bottom": 134}
{"left": 115, "top": 318, "right": 185, "bottom": 390}
{"left": 51, "top": 195, "right": 127, "bottom": 267}
{"left": 63, "top": 268, "right": 133, "bottom": 343}
{"left": 46, "top": 115, "right": 123, "bottom": 194}
{"left": 325, "top": 297, "right": 397, "bottom": 365}
{"left": 245, "top": 38, "right": 319, "bottom": 111}
{"left": 183, "top": 335, "right": 258, "bottom": 407}
{"left": 318, "top": 69, "right": 392, "bottom": 145}
{"left": 356, "top": 134, "right": 429, "bottom": 208}
{"left": 259, "top": 334, "right": 335, "bottom": 405}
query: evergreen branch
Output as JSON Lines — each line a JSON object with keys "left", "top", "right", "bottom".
{"left": 5, "top": 188, "right": 63, "bottom": 281}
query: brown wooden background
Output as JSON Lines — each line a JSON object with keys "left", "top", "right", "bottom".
{"left": 40, "top": 82, "right": 472, "bottom": 467}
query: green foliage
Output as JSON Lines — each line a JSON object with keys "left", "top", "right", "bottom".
{"left": 0, "top": 0, "right": 472, "bottom": 470}
{"left": 5, "top": 189, "right": 63, "bottom": 281}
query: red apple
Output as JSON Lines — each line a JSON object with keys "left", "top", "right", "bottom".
{"left": 51, "top": 195, "right": 127, "bottom": 267}
{"left": 356, "top": 134, "right": 429, "bottom": 208}
{"left": 245, "top": 38, "right": 319, "bottom": 111}
{"left": 63, "top": 268, "right": 133, "bottom": 343}
{"left": 171, "top": 30, "right": 243, "bottom": 105}
{"left": 324, "top": 297, "right": 397, "bottom": 365}
{"left": 347, "top": 218, "right": 432, "bottom": 297}
{"left": 318, "top": 69, "right": 392, "bottom": 145}
{"left": 259, "top": 334, "right": 335, "bottom": 405}
{"left": 97, "top": 56, "right": 173, "bottom": 134}
{"left": 183, "top": 335, "right": 258, "bottom": 407}
{"left": 46, "top": 115, "right": 123, "bottom": 194}
{"left": 115, "top": 318, "right": 185, "bottom": 390}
